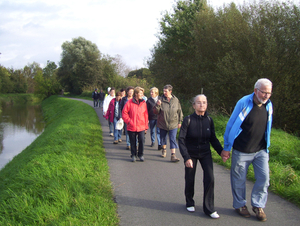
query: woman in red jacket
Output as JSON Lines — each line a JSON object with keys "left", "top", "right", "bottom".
{"left": 105, "top": 91, "right": 122, "bottom": 144}
{"left": 122, "top": 87, "right": 148, "bottom": 162}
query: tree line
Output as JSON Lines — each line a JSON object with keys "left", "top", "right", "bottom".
{"left": 0, "top": 0, "right": 299, "bottom": 135}
{"left": 147, "top": 0, "right": 300, "bottom": 135}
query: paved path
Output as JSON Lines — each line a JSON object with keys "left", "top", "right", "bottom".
{"left": 73, "top": 98, "right": 300, "bottom": 226}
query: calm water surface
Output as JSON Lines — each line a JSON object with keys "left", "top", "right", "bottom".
{"left": 0, "top": 103, "right": 45, "bottom": 169}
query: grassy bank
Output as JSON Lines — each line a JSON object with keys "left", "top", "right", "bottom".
{"left": 210, "top": 113, "right": 300, "bottom": 207}
{"left": 0, "top": 96, "right": 119, "bottom": 225}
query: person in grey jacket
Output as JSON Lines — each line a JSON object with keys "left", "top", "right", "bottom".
{"left": 153, "top": 84, "right": 183, "bottom": 162}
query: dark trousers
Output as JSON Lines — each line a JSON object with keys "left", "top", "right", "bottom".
{"left": 128, "top": 131, "right": 145, "bottom": 158}
{"left": 185, "top": 153, "right": 215, "bottom": 216}
{"left": 93, "top": 99, "right": 98, "bottom": 107}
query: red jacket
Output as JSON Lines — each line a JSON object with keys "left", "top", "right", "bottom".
{"left": 122, "top": 98, "right": 148, "bottom": 132}
{"left": 105, "top": 98, "right": 121, "bottom": 123}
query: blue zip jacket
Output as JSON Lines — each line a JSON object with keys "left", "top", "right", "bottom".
{"left": 223, "top": 93, "right": 273, "bottom": 152}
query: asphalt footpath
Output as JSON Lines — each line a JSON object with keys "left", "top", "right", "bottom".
{"left": 72, "top": 98, "right": 300, "bottom": 226}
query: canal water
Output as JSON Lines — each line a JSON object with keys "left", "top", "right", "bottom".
{"left": 0, "top": 103, "right": 45, "bottom": 169}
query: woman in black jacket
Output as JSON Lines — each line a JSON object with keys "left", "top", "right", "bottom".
{"left": 146, "top": 87, "right": 162, "bottom": 150}
{"left": 179, "top": 94, "right": 223, "bottom": 219}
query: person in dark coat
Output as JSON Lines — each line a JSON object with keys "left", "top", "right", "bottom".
{"left": 179, "top": 94, "right": 223, "bottom": 219}
{"left": 98, "top": 89, "right": 105, "bottom": 108}
{"left": 146, "top": 87, "right": 162, "bottom": 150}
{"left": 92, "top": 88, "right": 99, "bottom": 107}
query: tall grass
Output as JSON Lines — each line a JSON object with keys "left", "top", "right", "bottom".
{"left": 0, "top": 96, "right": 119, "bottom": 225}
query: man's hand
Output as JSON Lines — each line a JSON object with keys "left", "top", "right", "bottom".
{"left": 221, "top": 150, "right": 230, "bottom": 163}
{"left": 157, "top": 100, "right": 161, "bottom": 105}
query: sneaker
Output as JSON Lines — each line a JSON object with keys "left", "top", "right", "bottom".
{"left": 139, "top": 156, "right": 144, "bottom": 162}
{"left": 252, "top": 207, "right": 267, "bottom": 222}
{"left": 210, "top": 211, "right": 220, "bottom": 219}
{"left": 235, "top": 205, "right": 250, "bottom": 218}
{"left": 113, "top": 140, "right": 118, "bottom": 144}
{"left": 187, "top": 206, "right": 195, "bottom": 212}
{"left": 126, "top": 145, "right": 130, "bottom": 150}
{"left": 109, "top": 133, "right": 113, "bottom": 137}
{"left": 118, "top": 139, "right": 122, "bottom": 143}
{"left": 158, "top": 145, "right": 162, "bottom": 150}
{"left": 131, "top": 156, "right": 136, "bottom": 162}
{"left": 161, "top": 149, "right": 166, "bottom": 158}
{"left": 171, "top": 154, "right": 180, "bottom": 162}
{"left": 150, "top": 142, "right": 154, "bottom": 147}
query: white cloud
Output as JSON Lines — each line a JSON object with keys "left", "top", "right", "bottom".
{"left": 0, "top": 0, "right": 176, "bottom": 69}
{"left": 2, "top": 0, "right": 264, "bottom": 69}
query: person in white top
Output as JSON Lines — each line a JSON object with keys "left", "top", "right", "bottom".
{"left": 103, "top": 87, "right": 115, "bottom": 136}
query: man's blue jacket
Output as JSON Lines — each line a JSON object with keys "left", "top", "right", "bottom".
{"left": 223, "top": 93, "right": 273, "bottom": 152}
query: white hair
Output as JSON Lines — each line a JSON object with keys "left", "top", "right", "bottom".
{"left": 254, "top": 78, "right": 272, "bottom": 89}
{"left": 193, "top": 94, "right": 207, "bottom": 104}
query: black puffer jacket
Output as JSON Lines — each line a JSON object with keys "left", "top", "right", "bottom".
{"left": 179, "top": 112, "right": 223, "bottom": 163}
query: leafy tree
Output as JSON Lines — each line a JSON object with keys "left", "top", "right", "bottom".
{"left": 0, "top": 66, "right": 13, "bottom": 93}
{"left": 34, "top": 70, "right": 61, "bottom": 98}
{"left": 43, "top": 61, "right": 57, "bottom": 78}
{"left": 148, "top": 0, "right": 205, "bottom": 95}
{"left": 57, "top": 37, "right": 103, "bottom": 94}
{"left": 23, "top": 62, "right": 43, "bottom": 93}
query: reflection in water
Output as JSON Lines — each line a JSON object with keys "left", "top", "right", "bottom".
{"left": 0, "top": 103, "right": 45, "bottom": 169}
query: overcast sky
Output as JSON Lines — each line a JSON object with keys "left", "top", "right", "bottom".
{"left": 0, "top": 0, "right": 250, "bottom": 70}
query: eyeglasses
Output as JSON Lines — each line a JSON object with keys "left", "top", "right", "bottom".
{"left": 257, "top": 89, "right": 272, "bottom": 96}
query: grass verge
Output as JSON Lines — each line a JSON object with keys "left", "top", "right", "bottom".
{"left": 0, "top": 96, "right": 119, "bottom": 225}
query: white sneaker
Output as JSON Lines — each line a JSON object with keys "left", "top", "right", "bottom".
{"left": 210, "top": 211, "right": 220, "bottom": 219}
{"left": 187, "top": 206, "right": 195, "bottom": 212}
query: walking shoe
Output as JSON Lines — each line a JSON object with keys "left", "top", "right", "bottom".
{"left": 113, "top": 140, "right": 118, "bottom": 144}
{"left": 210, "top": 211, "right": 220, "bottom": 219}
{"left": 126, "top": 145, "right": 130, "bottom": 150}
{"left": 131, "top": 156, "right": 136, "bottom": 162}
{"left": 235, "top": 205, "right": 250, "bottom": 218}
{"left": 158, "top": 145, "right": 162, "bottom": 150}
{"left": 187, "top": 206, "right": 195, "bottom": 212}
{"left": 118, "top": 139, "right": 122, "bottom": 143}
{"left": 150, "top": 142, "right": 154, "bottom": 147}
{"left": 139, "top": 156, "right": 144, "bottom": 162}
{"left": 171, "top": 154, "right": 180, "bottom": 162}
{"left": 161, "top": 149, "right": 166, "bottom": 158}
{"left": 109, "top": 133, "right": 113, "bottom": 137}
{"left": 252, "top": 207, "right": 267, "bottom": 222}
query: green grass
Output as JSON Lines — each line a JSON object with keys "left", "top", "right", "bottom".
{"left": 0, "top": 96, "right": 119, "bottom": 225}
{"left": 210, "top": 113, "right": 300, "bottom": 207}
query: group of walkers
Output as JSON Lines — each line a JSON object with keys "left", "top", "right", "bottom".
{"left": 100, "top": 84, "right": 182, "bottom": 163}
{"left": 94, "top": 78, "right": 273, "bottom": 222}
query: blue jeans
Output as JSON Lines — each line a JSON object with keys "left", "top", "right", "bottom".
{"left": 124, "top": 123, "right": 130, "bottom": 146}
{"left": 113, "top": 117, "right": 122, "bottom": 141}
{"left": 98, "top": 100, "right": 103, "bottom": 108}
{"left": 160, "top": 128, "right": 178, "bottom": 149}
{"left": 231, "top": 149, "right": 269, "bottom": 209}
{"left": 108, "top": 121, "right": 114, "bottom": 134}
{"left": 149, "top": 120, "right": 161, "bottom": 145}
